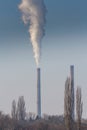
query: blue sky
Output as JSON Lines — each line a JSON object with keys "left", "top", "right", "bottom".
{"left": 0, "top": 0, "right": 87, "bottom": 118}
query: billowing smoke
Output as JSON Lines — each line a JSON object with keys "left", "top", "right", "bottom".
{"left": 19, "top": 0, "right": 46, "bottom": 67}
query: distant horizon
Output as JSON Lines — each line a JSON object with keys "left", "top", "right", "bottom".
{"left": 0, "top": 0, "right": 87, "bottom": 118}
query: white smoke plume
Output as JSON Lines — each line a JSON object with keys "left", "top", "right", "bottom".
{"left": 19, "top": 0, "right": 46, "bottom": 67}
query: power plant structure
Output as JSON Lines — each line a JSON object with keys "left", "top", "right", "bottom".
{"left": 37, "top": 68, "right": 41, "bottom": 118}
{"left": 70, "top": 65, "right": 74, "bottom": 120}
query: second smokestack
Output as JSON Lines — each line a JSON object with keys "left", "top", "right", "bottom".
{"left": 70, "top": 65, "right": 74, "bottom": 120}
{"left": 37, "top": 68, "right": 41, "bottom": 118}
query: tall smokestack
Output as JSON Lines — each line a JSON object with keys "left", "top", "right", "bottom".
{"left": 70, "top": 65, "right": 74, "bottom": 120}
{"left": 70, "top": 65, "right": 74, "bottom": 90}
{"left": 37, "top": 68, "right": 41, "bottom": 118}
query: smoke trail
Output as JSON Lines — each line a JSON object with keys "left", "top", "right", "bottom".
{"left": 19, "top": 0, "right": 46, "bottom": 67}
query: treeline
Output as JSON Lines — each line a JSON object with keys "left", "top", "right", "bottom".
{"left": 64, "top": 76, "right": 83, "bottom": 130}
{"left": 0, "top": 109, "right": 65, "bottom": 130}
{"left": 0, "top": 76, "right": 87, "bottom": 130}
{"left": 0, "top": 96, "right": 64, "bottom": 130}
{"left": 0, "top": 84, "right": 86, "bottom": 130}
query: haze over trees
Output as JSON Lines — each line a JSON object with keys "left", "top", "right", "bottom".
{"left": 11, "top": 96, "right": 26, "bottom": 121}
{"left": 0, "top": 75, "right": 86, "bottom": 130}
{"left": 16, "top": 96, "right": 26, "bottom": 121}
{"left": 76, "top": 87, "right": 83, "bottom": 130}
{"left": 64, "top": 77, "right": 73, "bottom": 130}
{"left": 64, "top": 75, "right": 83, "bottom": 130}
{"left": 11, "top": 100, "right": 17, "bottom": 120}
{"left": 0, "top": 86, "right": 86, "bottom": 130}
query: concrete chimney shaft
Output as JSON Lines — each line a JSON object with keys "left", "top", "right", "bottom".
{"left": 70, "top": 65, "right": 74, "bottom": 120}
{"left": 37, "top": 68, "right": 41, "bottom": 118}
{"left": 70, "top": 65, "right": 74, "bottom": 88}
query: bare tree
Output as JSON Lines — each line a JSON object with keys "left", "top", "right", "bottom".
{"left": 17, "top": 96, "right": 26, "bottom": 121}
{"left": 76, "top": 87, "right": 83, "bottom": 130}
{"left": 26, "top": 112, "right": 36, "bottom": 121}
{"left": 11, "top": 100, "right": 17, "bottom": 120}
{"left": 64, "top": 77, "right": 73, "bottom": 130}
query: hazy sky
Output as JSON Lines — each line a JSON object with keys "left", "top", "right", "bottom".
{"left": 0, "top": 0, "right": 87, "bottom": 118}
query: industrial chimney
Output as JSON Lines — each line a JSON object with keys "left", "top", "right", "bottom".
{"left": 70, "top": 65, "right": 74, "bottom": 120}
{"left": 70, "top": 65, "right": 74, "bottom": 89}
{"left": 37, "top": 68, "right": 41, "bottom": 118}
